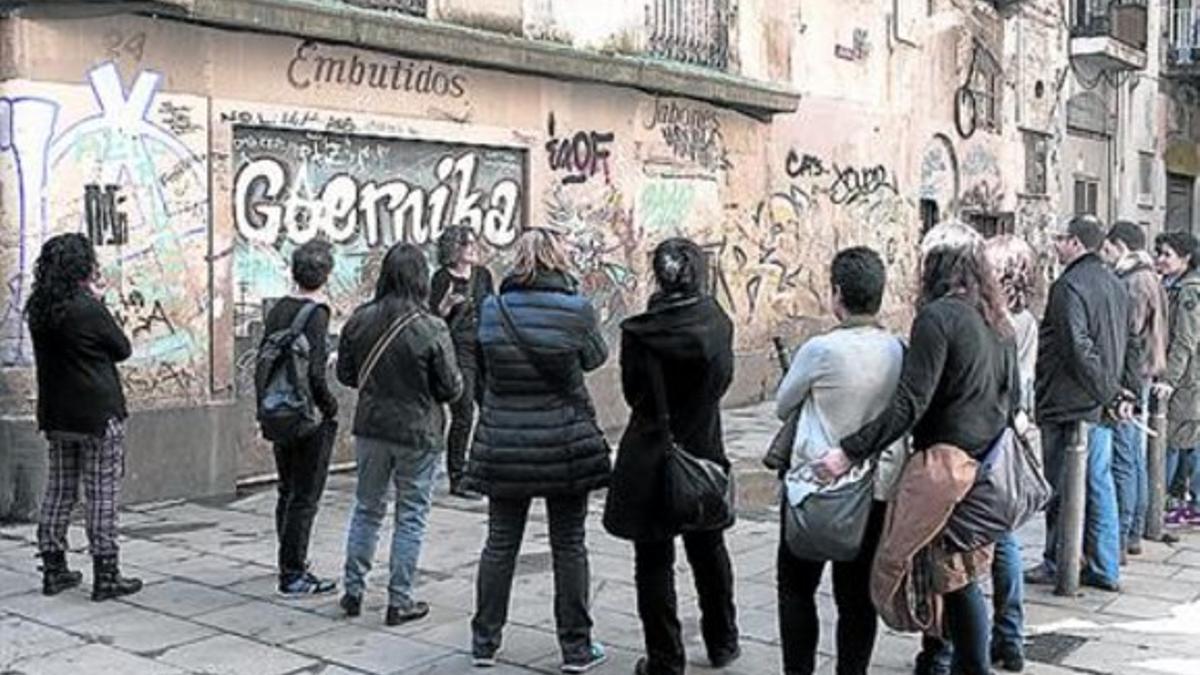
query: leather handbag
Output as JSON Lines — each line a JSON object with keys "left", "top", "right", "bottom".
{"left": 763, "top": 412, "right": 798, "bottom": 473}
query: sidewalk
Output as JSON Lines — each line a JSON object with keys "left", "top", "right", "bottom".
{"left": 2, "top": 403, "right": 1200, "bottom": 674}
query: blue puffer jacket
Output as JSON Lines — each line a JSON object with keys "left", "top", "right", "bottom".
{"left": 465, "top": 270, "right": 611, "bottom": 498}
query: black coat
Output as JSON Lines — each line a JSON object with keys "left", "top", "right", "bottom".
{"left": 1036, "top": 253, "right": 1138, "bottom": 424}
{"left": 603, "top": 294, "right": 734, "bottom": 542}
{"left": 464, "top": 271, "right": 611, "bottom": 498}
{"left": 32, "top": 292, "right": 131, "bottom": 435}
{"left": 336, "top": 297, "right": 463, "bottom": 447}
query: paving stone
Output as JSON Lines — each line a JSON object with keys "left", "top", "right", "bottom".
{"left": 157, "top": 634, "right": 316, "bottom": 675}
{"left": 0, "top": 565, "right": 36, "bottom": 598}
{"left": 120, "top": 578, "right": 250, "bottom": 618}
{"left": 1100, "top": 594, "right": 1183, "bottom": 620}
{"left": 193, "top": 600, "right": 342, "bottom": 644}
{"left": 150, "top": 553, "right": 273, "bottom": 588}
{"left": 1061, "top": 636, "right": 1192, "bottom": 674}
{"left": 9, "top": 643, "right": 186, "bottom": 675}
{"left": 287, "top": 625, "right": 450, "bottom": 673}
{"left": 398, "top": 653, "right": 533, "bottom": 674}
{"left": 66, "top": 605, "right": 217, "bottom": 653}
{"left": 0, "top": 615, "right": 86, "bottom": 666}
{"left": 1, "top": 588, "right": 125, "bottom": 627}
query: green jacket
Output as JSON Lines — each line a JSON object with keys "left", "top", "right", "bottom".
{"left": 1165, "top": 270, "right": 1200, "bottom": 448}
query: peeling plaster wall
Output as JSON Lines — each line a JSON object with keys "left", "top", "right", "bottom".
{"left": 0, "top": 0, "right": 1101, "bottom": 497}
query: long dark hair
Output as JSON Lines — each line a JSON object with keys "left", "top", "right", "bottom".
{"left": 652, "top": 237, "right": 707, "bottom": 299}
{"left": 25, "top": 233, "right": 97, "bottom": 333}
{"left": 374, "top": 243, "right": 430, "bottom": 304}
{"left": 919, "top": 222, "right": 1012, "bottom": 337}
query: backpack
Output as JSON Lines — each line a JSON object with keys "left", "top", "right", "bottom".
{"left": 255, "top": 301, "right": 323, "bottom": 443}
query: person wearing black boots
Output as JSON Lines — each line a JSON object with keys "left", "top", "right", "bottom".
{"left": 26, "top": 233, "right": 141, "bottom": 601}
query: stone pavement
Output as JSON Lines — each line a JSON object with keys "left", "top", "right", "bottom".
{"left": 3, "top": 402, "right": 1200, "bottom": 674}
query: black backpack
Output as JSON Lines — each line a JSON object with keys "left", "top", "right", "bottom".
{"left": 255, "top": 301, "right": 323, "bottom": 442}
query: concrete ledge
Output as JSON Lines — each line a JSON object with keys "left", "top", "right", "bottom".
{"left": 5, "top": 0, "right": 800, "bottom": 118}
{"left": 0, "top": 402, "right": 240, "bottom": 513}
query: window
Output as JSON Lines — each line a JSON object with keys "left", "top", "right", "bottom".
{"left": 1074, "top": 178, "right": 1100, "bottom": 215}
{"left": 1139, "top": 152, "right": 1155, "bottom": 203}
{"left": 970, "top": 46, "right": 1003, "bottom": 133}
{"left": 1024, "top": 131, "right": 1049, "bottom": 195}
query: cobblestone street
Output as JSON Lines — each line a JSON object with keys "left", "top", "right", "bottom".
{"left": 3, "top": 403, "right": 1200, "bottom": 674}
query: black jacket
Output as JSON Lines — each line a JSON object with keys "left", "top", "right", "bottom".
{"left": 603, "top": 294, "right": 734, "bottom": 542}
{"left": 32, "top": 292, "right": 131, "bottom": 435}
{"left": 1036, "top": 253, "right": 1137, "bottom": 424}
{"left": 842, "top": 296, "right": 1018, "bottom": 460}
{"left": 464, "top": 270, "right": 610, "bottom": 498}
{"left": 429, "top": 265, "right": 495, "bottom": 364}
{"left": 262, "top": 297, "right": 338, "bottom": 420}
{"left": 336, "top": 297, "right": 463, "bottom": 447}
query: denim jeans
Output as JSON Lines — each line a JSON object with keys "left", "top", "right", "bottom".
{"left": 342, "top": 436, "right": 439, "bottom": 608}
{"left": 1113, "top": 387, "right": 1150, "bottom": 544}
{"left": 1041, "top": 422, "right": 1121, "bottom": 585}
{"left": 274, "top": 419, "right": 336, "bottom": 582}
{"left": 472, "top": 494, "right": 593, "bottom": 662}
{"left": 939, "top": 581, "right": 991, "bottom": 674}
{"left": 1166, "top": 447, "right": 1197, "bottom": 503}
{"left": 917, "top": 531, "right": 1023, "bottom": 670}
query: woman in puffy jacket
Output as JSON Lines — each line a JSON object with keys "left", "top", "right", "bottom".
{"left": 465, "top": 228, "right": 611, "bottom": 673}
{"left": 603, "top": 238, "right": 740, "bottom": 675}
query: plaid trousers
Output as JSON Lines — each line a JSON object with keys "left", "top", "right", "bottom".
{"left": 36, "top": 419, "right": 125, "bottom": 558}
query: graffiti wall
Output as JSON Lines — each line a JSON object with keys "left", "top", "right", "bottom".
{"left": 0, "top": 62, "right": 210, "bottom": 405}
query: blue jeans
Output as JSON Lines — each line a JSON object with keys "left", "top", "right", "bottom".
{"left": 1040, "top": 422, "right": 1121, "bottom": 586}
{"left": 1166, "top": 447, "right": 1198, "bottom": 504}
{"left": 923, "top": 582, "right": 990, "bottom": 674}
{"left": 1112, "top": 405, "right": 1149, "bottom": 544}
{"left": 343, "top": 436, "right": 439, "bottom": 608}
{"left": 919, "top": 532, "right": 1023, "bottom": 670}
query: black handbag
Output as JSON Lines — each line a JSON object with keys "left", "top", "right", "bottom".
{"left": 646, "top": 354, "right": 735, "bottom": 532}
{"left": 942, "top": 424, "right": 1051, "bottom": 552}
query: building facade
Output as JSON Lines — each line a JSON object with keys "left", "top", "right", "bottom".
{"left": 0, "top": 0, "right": 1181, "bottom": 509}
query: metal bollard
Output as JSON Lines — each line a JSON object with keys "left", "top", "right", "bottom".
{"left": 1056, "top": 422, "right": 1087, "bottom": 597}
{"left": 1145, "top": 392, "right": 1168, "bottom": 542}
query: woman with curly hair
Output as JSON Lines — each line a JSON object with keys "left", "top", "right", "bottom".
{"left": 430, "top": 226, "right": 494, "bottom": 499}
{"left": 26, "top": 233, "right": 142, "bottom": 601}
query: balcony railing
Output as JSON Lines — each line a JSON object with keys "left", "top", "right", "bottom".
{"left": 1071, "top": 0, "right": 1148, "bottom": 49}
{"left": 1168, "top": 7, "right": 1200, "bottom": 67}
{"left": 340, "top": 0, "right": 426, "bottom": 17}
{"left": 646, "top": 0, "right": 732, "bottom": 70}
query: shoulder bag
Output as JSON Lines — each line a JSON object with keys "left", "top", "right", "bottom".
{"left": 357, "top": 309, "right": 421, "bottom": 387}
{"left": 644, "top": 353, "right": 735, "bottom": 533}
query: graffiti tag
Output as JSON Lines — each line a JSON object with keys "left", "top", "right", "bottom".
{"left": 545, "top": 113, "right": 613, "bottom": 185}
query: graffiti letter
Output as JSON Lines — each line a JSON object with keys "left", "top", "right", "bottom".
{"left": 318, "top": 174, "right": 358, "bottom": 243}
{"left": 360, "top": 180, "right": 408, "bottom": 247}
{"left": 484, "top": 179, "right": 520, "bottom": 248}
{"left": 448, "top": 153, "right": 483, "bottom": 232}
{"left": 235, "top": 158, "right": 286, "bottom": 244}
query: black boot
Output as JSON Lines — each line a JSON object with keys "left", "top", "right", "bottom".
{"left": 91, "top": 554, "right": 142, "bottom": 602}
{"left": 40, "top": 551, "right": 83, "bottom": 596}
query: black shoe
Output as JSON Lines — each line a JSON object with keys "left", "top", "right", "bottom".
{"left": 278, "top": 572, "right": 337, "bottom": 598}
{"left": 1080, "top": 573, "right": 1121, "bottom": 593}
{"left": 340, "top": 593, "right": 362, "bottom": 617}
{"left": 91, "top": 555, "right": 142, "bottom": 602}
{"left": 39, "top": 551, "right": 83, "bottom": 596}
{"left": 913, "top": 652, "right": 952, "bottom": 675}
{"left": 385, "top": 600, "right": 430, "bottom": 626}
{"left": 991, "top": 643, "right": 1025, "bottom": 672}
{"left": 1127, "top": 541, "right": 1143, "bottom": 556}
{"left": 710, "top": 644, "right": 741, "bottom": 668}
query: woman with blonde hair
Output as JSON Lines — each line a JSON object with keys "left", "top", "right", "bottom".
{"left": 465, "top": 227, "right": 611, "bottom": 672}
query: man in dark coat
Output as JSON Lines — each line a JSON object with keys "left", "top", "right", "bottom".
{"left": 603, "top": 238, "right": 740, "bottom": 675}
{"left": 1029, "top": 215, "right": 1139, "bottom": 592}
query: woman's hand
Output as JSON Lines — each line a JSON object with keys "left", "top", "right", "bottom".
{"left": 809, "top": 447, "right": 852, "bottom": 484}
{"left": 439, "top": 292, "right": 466, "bottom": 317}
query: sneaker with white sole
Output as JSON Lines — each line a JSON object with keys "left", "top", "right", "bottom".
{"left": 473, "top": 645, "right": 502, "bottom": 668}
{"left": 561, "top": 642, "right": 607, "bottom": 673}
{"left": 278, "top": 572, "right": 337, "bottom": 598}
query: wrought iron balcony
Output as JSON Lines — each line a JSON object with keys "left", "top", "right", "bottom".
{"left": 340, "top": 0, "right": 426, "bottom": 17}
{"left": 1166, "top": 6, "right": 1200, "bottom": 77}
{"left": 645, "top": 0, "right": 733, "bottom": 70}
{"left": 1069, "top": 0, "right": 1147, "bottom": 70}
